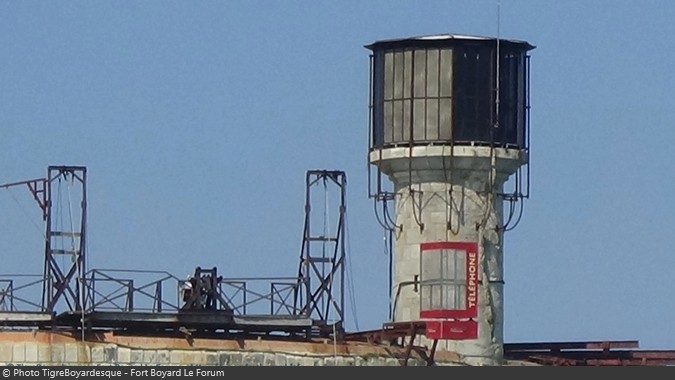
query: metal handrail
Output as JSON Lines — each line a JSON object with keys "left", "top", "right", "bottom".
{"left": 0, "top": 275, "right": 47, "bottom": 312}
{"left": 219, "top": 276, "right": 307, "bottom": 316}
{"left": 84, "top": 269, "right": 182, "bottom": 313}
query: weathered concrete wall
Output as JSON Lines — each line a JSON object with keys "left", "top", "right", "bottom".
{"left": 392, "top": 180, "right": 506, "bottom": 364}
{"left": 370, "top": 146, "right": 527, "bottom": 366}
{"left": 0, "top": 330, "right": 463, "bottom": 366}
{"left": 0, "top": 342, "right": 425, "bottom": 366}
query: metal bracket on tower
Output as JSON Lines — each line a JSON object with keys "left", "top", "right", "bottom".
{"left": 372, "top": 190, "right": 401, "bottom": 233}
{"left": 496, "top": 54, "right": 532, "bottom": 232}
{"left": 0, "top": 177, "right": 48, "bottom": 221}
{"left": 368, "top": 147, "right": 403, "bottom": 234}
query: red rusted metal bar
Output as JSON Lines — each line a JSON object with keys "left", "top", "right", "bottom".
{"left": 506, "top": 344, "right": 675, "bottom": 366}
{"left": 426, "top": 339, "right": 438, "bottom": 366}
{"left": 400, "top": 338, "right": 413, "bottom": 366}
{"left": 344, "top": 321, "right": 434, "bottom": 366}
{"left": 595, "top": 359, "right": 675, "bottom": 366}
{"left": 399, "top": 324, "right": 417, "bottom": 366}
{"left": 344, "top": 321, "right": 427, "bottom": 345}
{"left": 0, "top": 177, "right": 48, "bottom": 220}
{"left": 629, "top": 350, "right": 675, "bottom": 360}
{"left": 527, "top": 355, "right": 580, "bottom": 366}
{"left": 509, "top": 349, "right": 675, "bottom": 361}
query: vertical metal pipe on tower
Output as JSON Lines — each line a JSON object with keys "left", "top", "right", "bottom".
{"left": 366, "top": 34, "right": 534, "bottom": 365}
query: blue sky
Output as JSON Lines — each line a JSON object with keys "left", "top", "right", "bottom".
{"left": 0, "top": 1, "right": 674, "bottom": 350}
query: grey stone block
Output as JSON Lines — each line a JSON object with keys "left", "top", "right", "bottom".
{"left": 64, "top": 344, "right": 78, "bottom": 364}
{"left": 302, "top": 356, "right": 316, "bottom": 366}
{"left": 205, "top": 353, "right": 218, "bottom": 366}
{"left": 217, "top": 352, "right": 230, "bottom": 366}
{"left": 340, "top": 356, "right": 355, "bottom": 366}
{"left": 323, "top": 357, "right": 336, "bottom": 366}
{"left": 91, "top": 346, "right": 105, "bottom": 363}
{"left": 24, "top": 343, "right": 38, "bottom": 362}
{"left": 12, "top": 343, "right": 25, "bottom": 363}
{"left": 0, "top": 344, "right": 12, "bottom": 363}
{"left": 104, "top": 346, "right": 117, "bottom": 363}
{"left": 79, "top": 345, "right": 90, "bottom": 363}
{"left": 190, "top": 351, "right": 207, "bottom": 365}
{"left": 243, "top": 352, "right": 264, "bottom": 366}
{"left": 130, "top": 350, "right": 143, "bottom": 364}
{"left": 227, "top": 352, "right": 243, "bottom": 366}
{"left": 366, "top": 356, "right": 389, "bottom": 366}
{"left": 117, "top": 347, "right": 131, "bottom": 364}
{"left": 50, "top": 345, "right": 64, "bottom": 364}
{"left": 274, "top": 353, "right": 287, "bottom": 366}
{"left": 170, "top": 350, "right": 184, "bottom": 365}
{"left": 157, "top": 350, "right": 170, "bottom": 365}
{"left": 285, "top": 355, "right": 301, "bottom": 366}
{"left": 37, "top": 344, "right": 52, "bottom": 363}
{"left": 330, "top": 356, "right": 348, "bottom": 366}
{"left": 262, "top": 353, "right": 275, "bottom": 366}
{"left": 181, "top": 351, "right": 198, "bottom": 365}
{"left": 142, "top": 350, "right": 157, "bottom": 364}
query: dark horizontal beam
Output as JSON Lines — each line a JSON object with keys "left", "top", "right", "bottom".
{"left": 0, "top": 312, "right": 53, "bottom": 325}
{"left": 306, "top": 237, "right": 338, "bottom": 242}
{"left": 343, "top": 321, "right": 427, "bottom": 343}
{"left": 506, "top": 349, "right": 675, "bottom": 366}
{"left": 0, "top": 178, "right": 45, "bottom": 190}
{"left": 504, "top": 340, "right": 640, "bottom": 351}
{"left": 50, "top": 311, "right": 315, "bottom": 336}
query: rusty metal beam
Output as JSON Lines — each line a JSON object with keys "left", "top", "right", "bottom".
{"left": 343, "top": 321, "right": 427, "bottom": 344}
{"left": 400, "top": 337, "right": 414, "bottom": 366}
{"left": 343, "top": 321, "right": 435, "bottom": 366}
{"left": 523, "top": 352, "right": 675, "bottom": 367}
{"left": 504, "top": 340, "right": 640, "bottom": 351}
{"left": 505, "top": 340, "right": 675, "bottom": 366}
{"left": 426, "top": 339, "right": 438, "bottom": 366}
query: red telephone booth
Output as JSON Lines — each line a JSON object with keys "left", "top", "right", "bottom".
{"left": 419, "top": 241, "right": 478, "bottom": 340}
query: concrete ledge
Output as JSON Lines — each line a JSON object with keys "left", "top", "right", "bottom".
{"left": 0, "top": 330, "right": 459, "bottom": 366}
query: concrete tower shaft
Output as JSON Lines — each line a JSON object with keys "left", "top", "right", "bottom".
{"left": 370, "top": 146, "right": 526, "bottom": 365}
{"left": 365, "top": 33, "right": 534, "bottom": 365}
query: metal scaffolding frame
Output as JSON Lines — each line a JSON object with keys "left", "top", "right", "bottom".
{"left": 0, "top": 166, "right": 348, "bottom": 339}
{"left": 42, "top": 166, "right": 87, "bottom": 313}
{"left": 294, "top": 170, "right": 346, "bottom": 335}
{"left": 0, "top": 166, "right": 87, "bottom": 314}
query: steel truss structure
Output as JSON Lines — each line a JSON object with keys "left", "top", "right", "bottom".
{"left": 0, "top": 166, "right": 86, "bottom": 314}
{"left": 294, "top": 170, "right": 347, "bottom": 336}
{"left": 43, "top": 166, "right": 87, "bottom": 313}
{"left": 0, "top": 166, "right": 346, "bottom": 340}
